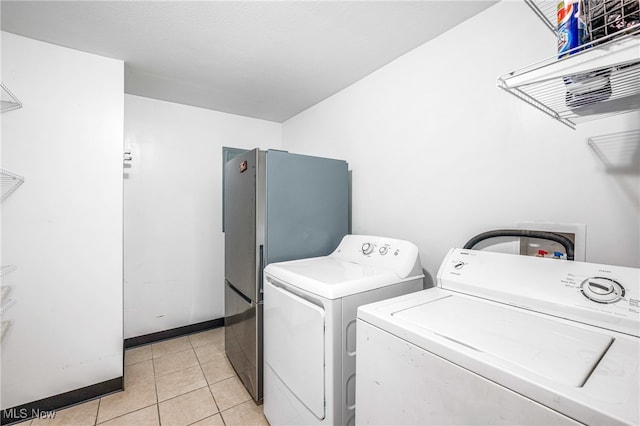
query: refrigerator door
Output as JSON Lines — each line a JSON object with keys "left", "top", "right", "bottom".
{"left": 265, "top": 150, "right": 348, "bottom": 264}
{"left": 224, "top": 149, "right": 259, "bottom": 302}
{"left": 224, "top": 280, "right": 262, "bottom": 401}
{"left": 224, "top": 148, "right": 265, "bottom": 401}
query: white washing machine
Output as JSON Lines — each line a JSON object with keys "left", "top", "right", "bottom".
{"left": 356, "top": 248, "right": 640, "bottom": 425}
{"left": 263, "top": 235, "right": 424, "bottom": 426}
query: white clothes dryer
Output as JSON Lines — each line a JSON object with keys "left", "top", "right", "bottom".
{"left": 263, "top": 235, "right": 424, "bottom": 426}
{"left": 356, "top": 248, "right": 640, "bottom": 425}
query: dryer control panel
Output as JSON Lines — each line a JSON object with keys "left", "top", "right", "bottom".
{"left": 330, "top": 235, "right": 423, "bottom": 279}
{"left": 437, "top": 248, "right": 640, "bottom": 337}
{"left": 360, "top": 241, "right": 396, "bottom": 257}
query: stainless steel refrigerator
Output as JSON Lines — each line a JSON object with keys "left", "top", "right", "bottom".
{"left": 223, "top": 148, "right": 349, "bottom": 402}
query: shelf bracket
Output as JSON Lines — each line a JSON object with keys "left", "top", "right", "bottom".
{"left": 1, "top": 82, "right": 22, "bottom": 113}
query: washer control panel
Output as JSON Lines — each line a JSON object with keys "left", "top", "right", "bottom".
{"left": 580, "top": 277, "right": 625, "bottom": 304}
{"left": 437, "top": 248, "right": 640, "bottom": 337}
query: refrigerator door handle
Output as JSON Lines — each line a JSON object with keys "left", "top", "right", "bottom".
{"left": 259, "top": 244, "right": 265, "bottom": 296}
{"left": 227, "top": 281, "right": 254, "bottom": 306}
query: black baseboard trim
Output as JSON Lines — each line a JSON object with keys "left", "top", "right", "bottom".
{"left": 1, "top": 376, "right": 123, "bottom": 426}
{"left": 124, "top": 318, "right": 225, "bottom": 349}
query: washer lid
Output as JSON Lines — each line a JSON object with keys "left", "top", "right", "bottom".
{"left": 392, "top": 295, "right": 613, "bottom": 387}
{"left": 264, "top": 257, "right": 405, "bottom": 299}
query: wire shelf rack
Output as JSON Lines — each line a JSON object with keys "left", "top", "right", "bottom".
{"left": 1, "top": 320, "right": 12, "bottom": 342}
{"left": 0, "top": 299, "right": 16, "bottom": 315}
{"left": 587, "top": 129, "right": 640, "bottom": 172}
{"left": 498, "top": 31, "right": 639, "bottom": 129}
{"left": 1, "top": 82, "right": 22, "bottom": 113}
{"left": 499, "top": 1, "right": 640, "bottom": 129}
{"left": 0, "top": 265, "right": 17, "bottom": 278}
{"left": 1, "top": 283, "right": 16, "bottom": 317}
{"left": 525, "top": 0, "right": 558, "bottom": 34}
{"left": 1, "top": 169, "right": 25, "bottom": 202}
{"left": 525, "top": 0, "right": 640, "bottom": 41}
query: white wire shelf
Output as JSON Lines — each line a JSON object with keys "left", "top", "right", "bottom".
{"left": 587, "top": 129, "right": 640, "bottom": 172}
{"left": 0, "top": 299, "right": 16, "bottom": 315}
{"left": 1, "top": 82, "right": 22, "bottom": 113}
{"left": 1, "top": 320, "right": 12, "bottom": 342}
{"left": 1, "top": 169, "right": 25, "bottom": 202}
{"left": 524, "top": 0, "right": 557, "bottom": 34}
{"left": 0, "top": 265, "right": 17, "bottom": 278}
{"left": 499, "top": 1, "right": 640, "bottom": 129}
{"left": 1, "top": 283, "right": 16, "bottom": 315}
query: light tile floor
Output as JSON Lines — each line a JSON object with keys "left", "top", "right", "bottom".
{"left": 16, "top": 328, "right": 269, "bottom": 426}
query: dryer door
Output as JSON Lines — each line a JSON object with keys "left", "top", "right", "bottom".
{"left": 264, "top": 278, "right": 325, "bottom": 419}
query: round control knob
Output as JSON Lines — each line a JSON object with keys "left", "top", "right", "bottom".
{"left": 580, "top": 277, "right": 625, "bottom": 304}
{"left": 362, "top": 243, "right": 374, "bottom": 255}
{"left": 587, "top": 280, "right": 614, "bottom": 295}
{"left": 379, "top": 246, "right": 389, "bottom": 255}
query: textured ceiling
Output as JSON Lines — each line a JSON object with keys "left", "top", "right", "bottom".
{"left": 1, "top": 1, "right": 497, "bottom": 122}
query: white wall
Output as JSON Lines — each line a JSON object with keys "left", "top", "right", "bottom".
{"left": 1, "top": 32, "right": 123, "bottom": 408}
{"left": 282, "top": 1, "right": 640, "bottom": 279}
{"left": 123, "top": 95, "right": 281, "bottom": 338}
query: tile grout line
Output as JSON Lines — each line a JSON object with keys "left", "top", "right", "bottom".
{"left": 153, "top": 347, "right": 200, "bottom": 380}
{"left": 191, "top": 335, "right": 226, "bottom": 426}
{"left": 151, "top": 343, "right": 162, "bottom": 426}
{"left": 95, "top": 405, "right": 157, "bottom": 426}
{"left": 93, "top": 397, "right": 102, "bottom": 426}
